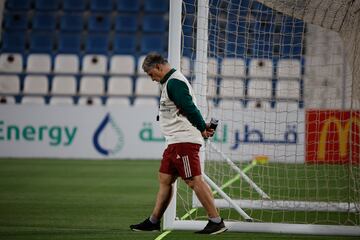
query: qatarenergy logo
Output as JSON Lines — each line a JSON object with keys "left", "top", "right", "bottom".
{"left": 0, "top": 120, "right": 77, "bottom": 146}
{"left": 93, "top": 113, "right": 124, "bottom": 156}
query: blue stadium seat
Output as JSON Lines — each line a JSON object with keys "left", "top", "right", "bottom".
{"left": 252, "top": 34, "right": 274, "bottom": 58}
{"left": 60, "top": 13, "right": 84, "bottom": 32}
{"left": 6, "top": 0, "right": 32, "bottom": 11}
{"left": 144, "top": 0, "right": 168, "bottom": 13}
{"left": 225, "top": 35, "right": 246, "bottom": 57}
{"left": 30, "top": 32, "right": 54, "bottom": 53}
{"left": 183, "top": 16, "right": 194, "bottom": 35}
{"left": 113, "top": 33, "right": 136, "bottom": 54}
{"left": 251, "top": 1, "right": 276, "bottom": 22}
{"left": 35, "top": 0, "right": 60, "bottom": 11}
{"left": 183, "top": 0, "right": 195, "bottom": 14}
{"left": 63, "top": 0, "right": 86, "bottom": 11}
{"left": 228, "top": 0, "right": 249, "bottom": 16}
{"left": 182, "top": 34, "right": 195, "bottom": 57}
{"left": 88, "top": 14, "right": 111, "bottom": 32}
{"left": 141, "top": 34, "right": 165, "bottom": 54}
{"left": 115, "top": 15, "right": 138, "bottom": 32}
{"left": 1, "top": 31, "right": 27, "bottom": 52}
{"left": 142, "top": 15, "right": 166, "bottom": 33}
{"left": 116, "top": 0, "right": 140, "bottom": 12}
{"left": 32, "top": 13, "right": 57, "bottom": 31}
{"left": 85, "top": 33, "right": 109, "bottom": 53}
{"left": 90, "top": 0, "right": 113, "bottom": 12}
{"left": 3, "top": 13, "right": 28, "bottom": 30}
{"left": 58, "top": 32, "right": 82, "bottom": 53}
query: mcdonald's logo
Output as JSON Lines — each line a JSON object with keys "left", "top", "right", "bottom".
{"left": 306, "top": 110, "right": 360, "bottom": 164}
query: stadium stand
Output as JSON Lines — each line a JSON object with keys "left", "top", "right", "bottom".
{"left": 0, "top": 0, "right": 304, "bottom": 108}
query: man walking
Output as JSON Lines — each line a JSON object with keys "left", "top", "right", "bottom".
{"left": 130, "top": 52, "right": 227, "bottom": 235}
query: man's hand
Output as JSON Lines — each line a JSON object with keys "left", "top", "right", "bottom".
{"left": 201, "top": 123, "right": 215, "bottom": 139}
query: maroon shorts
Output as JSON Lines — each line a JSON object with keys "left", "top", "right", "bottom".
{"left": 159, "top": 143, "right": 202, "bottom": 179}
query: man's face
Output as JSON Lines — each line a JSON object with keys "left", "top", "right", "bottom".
{"left": 146, "top": 64, "right": 164, "bottom": 82}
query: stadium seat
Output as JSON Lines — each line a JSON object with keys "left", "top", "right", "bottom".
{"left": 0, "top": 53, "right": 23, "bottom": 73}
{"left": 135, "top": 77, "right": 159, "bottom": 96}
{"left": 90, "top": 0, "right": 113, "bottom": 12}
{"left": 109, "top": 55, "right": 135, "bottom": 75}
{"left": 54, "top": 54, "right": 79, "bottom": 73}
{"left": 108, "top": 77, "right": 133, "bottom": 96}
{"left": 247, "top": 79, "right": 272, "bottom": 98}
{"left": 0, "top": 96, "right": 16, "bottom": 104}
{"left": 23, "top": 75, "right": 49, "bottom": 94}
{"left": 63, "top": 0, "right": 86, "bottom": 11}
{"left": 136, "top": 55, "right": 146, "bottom": 75}
{"left": 26, "top": 54, "right": 52, "bottom": 73}
{"left": 3, "top": 13, "right": 28, "bottom": 30}
{"left": 216, "top": 99, "right": 244, "bottom": 122}
{"left": 116, "top": 0, "right": 140, "bottom": 12}
{"left": 181, "top": 57, "right": 191, "bottom": 76}
{"left": 225, "top": 35, "right": 246, "bottom": 57}
{"left": 142, "top": 15, "right": 166, "bottom": 33}
{"left": 207, "top": 78, "right": 218, "bottom": 98}
{"left": 82, "top": 55, "right": 107, "bottom": 74}
{"left": 182, "top": 34, "right": 195, "bottom": 57}
{"left": 207, "top": 58, "right": 218, "bottom": 77}
{"left": 49, "top": 97, "right": 74, "bottom": 105}
{"left": 219, "top": 78, "right": 244, "bottom": 98}
{"left": 85, "top": 33, "right": 109, "bottom": 54}
{"left": 249, "top": 59, "right": 273, "bottom": 78}
{"left": 79, "top": 76, "right": 104, "bottom": 95}
{"left": 32, "top": 13, "right": 56, "bottom": 31}
{"left": 115, "top": 15, "right": 138, "bottom": 32}
{"left": 277, "top": 59, "right": 301, "bottom": 78}
{"left": 21, "top": 96, "right": 46, "bottom": 104}
{"left": 78, "top": 96, "right": 103, "bottom": 105}
{"left": 51, "top": 76, "right": 77, "bottom": 95}
{"left": 88, "top": 14, "right": 111, "bottom": 32}
{"left": 140, "top": 34, "right": 165, "bottom": 54}
{"left": 6, "top": 0, "right": 32, "bottom": 11}
{"left": 144, "top": 0, "right": 168, "bottom": 12}
{"left": 35, "top": 0, "right": 60, "bottom": 11}
{"left": 183, "top": 0, "right": 195, "bottom": 14}
{"left": 276, "top": 80, "right": 300, "bottom": 99}
{"left": 246, "top": 100, "right": 272, "bottom": 110}
{"left": 29, "top": 32, "right": 54, "bottom": 53}
{"left": 60, "top": 13, "right": 84, "bottom": 32}
{"left": 275, "top": 101, "right": 299, "bottom": 112}
{"left": 113, "top": 33, "right": 137, "bottom": 54}
{"left": 106, "top": 97, "right": 130, "bottom": 106}
{"left": 133, "top": 97, "right": 159, "bottom": 107}
{"left": 220, "top": 58, "right": 246, "bottom": 77}
{"left": 0, "top": 75, "right": 20, "bottom": 94}
{"left": 182, "top": 15, "right": 194, "bottom": 35}
{"left": 2, "top": 31, "right": 27, "bottom": 52}
{"left": 57, "top": 32, "right": 82, "bottom": 53}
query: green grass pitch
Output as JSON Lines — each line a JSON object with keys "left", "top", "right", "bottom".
{"left": 0, "top": 159, "right": 358, "bottom": 240}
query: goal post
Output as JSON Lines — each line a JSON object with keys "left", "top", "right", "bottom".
{"left": 165, "top": 0, "right": 360, "bottom": 236}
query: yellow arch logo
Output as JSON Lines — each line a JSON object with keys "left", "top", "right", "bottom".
{"left": 318, "top": 116, "right": 360, "bottom": 160}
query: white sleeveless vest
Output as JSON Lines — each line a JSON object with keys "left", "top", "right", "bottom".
{"left": 159, "top": 70, "right": 203, "bottom": 145}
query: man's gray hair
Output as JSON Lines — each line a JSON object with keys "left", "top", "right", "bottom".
{"left": 142, "top": 52, "right": 168, "bottom": 72}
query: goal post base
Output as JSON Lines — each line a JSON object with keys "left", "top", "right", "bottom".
{"left": 164, "top": 220, "right": 360, "bottom": 236}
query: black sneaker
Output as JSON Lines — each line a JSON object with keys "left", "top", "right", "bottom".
{"left": 195, "top": 219, "right": 227, "bottom": 235}
{"left": 130, "top": 218, "right": 160, "bottom": 232}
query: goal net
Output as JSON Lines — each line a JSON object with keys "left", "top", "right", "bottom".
{"left": 165, "top": 0, "right": 360, "bottom": 235}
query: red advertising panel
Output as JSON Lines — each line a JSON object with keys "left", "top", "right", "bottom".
{"left": 306, "top": 110, "right": 360, "bottom": 164}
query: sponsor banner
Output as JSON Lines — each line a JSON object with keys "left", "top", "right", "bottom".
{"left": 0, "top": 105, "right": 305, "bottom": 162}
{"left": 306, "top": 110, "right": 360, "bottom": 164}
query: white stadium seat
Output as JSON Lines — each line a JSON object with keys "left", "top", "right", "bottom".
{"left": 79, "top": 76, "right": 104, "bottom": 95}
{"left": 26, "top": 54, "right": 51, "bottom": 73}
{"left": 137, "top": 55, "right": 147, "bottom": 75}
{"left": 82, "top": 55, "right": 107, "bottom": 74}
{"left": 0, "top": 75, "right": 20, "bottom": 94}
{"left": 277, "top": 59, "right": 301, "bottom": 78}
{"left": 21, "top": 96, "right": 45, "bottom": 104}
{"left": 108, "top": 77, "right": 133, "bottom": 96}
{"left": 54, "top": 54, "right": 79, "bottom": 73}
{"left": 248, "top": 79, "right": 272, "bottom": 98}
{"left": 135, "top": 77, "right": 159, "bottom": 96}
{"left": 52, "top": 76, "right": 77, "bottom": 95}
{"left": 133, "top": 97, "right": 159, "bottom": 107}
{"left": 276, "top": 80, "right": 300, "bottom": 99}
{"left": 221, "top": 58, "right": 246, "bottom": 77}
{"left": 106, "top": 97, "right": 130, "bottom": 106}
{"left": 219, "top": 78, "right": 244, "bottom": 98}
{"left": 249, "top": 58, "right": 273, "bottom": 78}
{"left": 24, "top": 75, "right": 48, "bottom": 94}
{"left": 110, "top": 55, "right": 135, "bottom": 75}
{"left": 181, "top": 57, "right": 191, "bottom": 76}
{"left": 0, "top": 53, "right": 23, "bottom": 73}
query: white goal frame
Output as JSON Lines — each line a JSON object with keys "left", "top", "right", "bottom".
{"left": 164, "top": 0, "right": 360, "bottom": 236}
